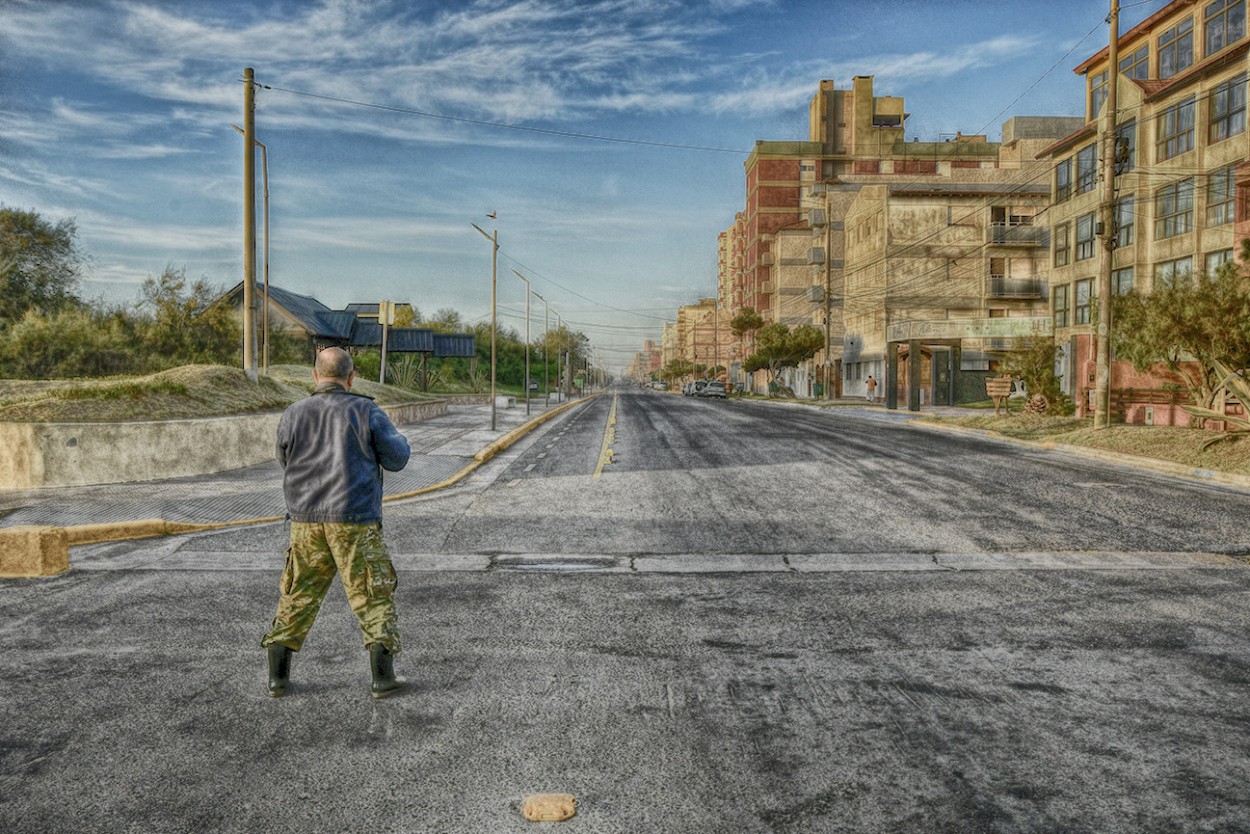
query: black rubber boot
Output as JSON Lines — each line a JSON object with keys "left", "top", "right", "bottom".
{"left": 369, "top": 643, "right": 405, "bottom": 699}
{"left": 267, "top": 645, "right": 293, "bottom": 697}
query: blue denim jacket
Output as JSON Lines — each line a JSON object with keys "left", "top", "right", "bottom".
{"left": 276, "top": 382, "right": 411, "bottom": 523}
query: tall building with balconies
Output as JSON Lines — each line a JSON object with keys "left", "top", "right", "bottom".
{"left": 1039, "top": 0, "right": 1249, "bottom": 423}
{"left": 723, "top": 76, "right": 1082, "bottom": 399}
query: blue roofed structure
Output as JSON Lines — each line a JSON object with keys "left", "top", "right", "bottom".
{"left": 216, "top": 282, "right": 475, "bottom": 359}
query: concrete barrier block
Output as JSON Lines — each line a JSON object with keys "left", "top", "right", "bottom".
{"left": 0, "top": 526, "right": 70, "bottom": 578}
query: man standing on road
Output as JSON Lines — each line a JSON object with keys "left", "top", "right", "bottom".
{"left": 261, "top": 347, "right": 411, "bottom": 699}
{"left": 865, "top": 375, "right": 877, "bottom": 403}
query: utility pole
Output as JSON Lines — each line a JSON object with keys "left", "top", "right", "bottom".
{"left": 241, "top": 67, "right": 257, "bottom": 379}
{"left": 534, "top": 291, "right": 549, "bottom": 406}
{"left": 820, "top": 194, "right": 836, "bottom": 399}
{"left": 714, "top": 302, "right": 720, "bottom": 381}
{"left": 511, "top": 269, "right": 532, "bottom": 415}
{"left": 555, "top": 312, "right": 564, "bottom": 403}
{"left": 1093, "top": 0, "right": 1120, "bottom": 428}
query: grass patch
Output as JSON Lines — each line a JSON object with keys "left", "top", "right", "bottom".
{"left": 923, "top": 413, "right": 1250, "bottom": 475}
{"left": 60, "top": 381, "right": 190, "bottom": 401}
{"left": 0, "top": 363, "right": 439, "bottom": 422}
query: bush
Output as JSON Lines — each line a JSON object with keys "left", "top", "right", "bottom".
{"left": 0, "top": 307, "right": 145, "bottom": 378}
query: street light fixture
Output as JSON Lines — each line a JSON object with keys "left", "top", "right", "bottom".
{"left": 232, "top": 123, "right": 269, "bottom": 374}
{"left": 469, "top": 218, "right": 498, "bottom": 431}
{"left": 510, "top": 269, "right": 532, "bottom": 416}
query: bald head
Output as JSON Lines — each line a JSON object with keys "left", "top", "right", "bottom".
{"left": 314, "top": 347, "right": 355, "bottom": 385}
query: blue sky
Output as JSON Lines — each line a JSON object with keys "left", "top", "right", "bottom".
{"left": 0, "top": 0, "right": 1167, "bottom": 370}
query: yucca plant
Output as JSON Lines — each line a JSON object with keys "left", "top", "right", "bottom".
{"left": 1182, "top": 361, "right": 1250, "bottom": 451}
{"left": 386, "top": 355, "right": 420, "bottom": 391}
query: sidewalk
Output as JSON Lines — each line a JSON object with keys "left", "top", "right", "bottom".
{"left": 0, "top": 398, "right": 575, "bottom": 530}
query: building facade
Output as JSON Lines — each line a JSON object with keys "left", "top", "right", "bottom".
{"left": 720, "top": 76, "right": 1080, "bottom": 400}
{"left": 1041, "top": 0, "right": 1249, "bottom": 423}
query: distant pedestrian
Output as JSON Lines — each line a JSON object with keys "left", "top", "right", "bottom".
{"left": 865, "top": 375, "right": 878, "bottom": 402}
{"left": 261, "top": 347, "right": 412, "bottom": 699}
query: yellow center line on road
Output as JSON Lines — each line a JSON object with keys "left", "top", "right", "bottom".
{"left": 593, "top": 393, "right": 619, "bottom": 479}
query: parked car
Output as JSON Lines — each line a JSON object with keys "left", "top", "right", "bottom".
{"left": 698, "top": 381, "right": 727, "bottom": 399}
{"left": 684, "top": 379, "right": 708, "bottom": 397}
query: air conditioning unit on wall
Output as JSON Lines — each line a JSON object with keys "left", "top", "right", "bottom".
{"left": 807, "top": 247, "right": 826, "bottom": 265}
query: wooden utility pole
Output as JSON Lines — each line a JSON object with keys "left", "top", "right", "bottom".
{"left": 242, "top": 67, "right": 257, "bottom": 378}
{"left": 1093, "top": 0, "right": 1119, "bottom": 427}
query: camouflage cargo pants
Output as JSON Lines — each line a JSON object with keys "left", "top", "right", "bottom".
{"left": 261, "top": 522, "right": 401, "bottom": 654}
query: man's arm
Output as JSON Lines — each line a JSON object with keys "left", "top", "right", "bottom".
{"left": 275, "top": 411, "right": 291, "bottom": 469}
{"left": 369, "top": 406, "right": 411, "bottom": 472}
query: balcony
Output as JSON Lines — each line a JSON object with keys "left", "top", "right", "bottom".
{"left": 987, "top": 275, "right": 1046, "bottom": 299}
{"left": 986, "top": 223, "right": 1047, "bottom": 247}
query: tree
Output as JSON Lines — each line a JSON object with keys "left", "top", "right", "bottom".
{"left": 0, "top": 206, "right": 86, "bottom": 325}
{"left": 999, "top": 331, "right": 1069, "bottom": 413}
{"left": 1112, "top": 254, "right": 1250, "bottom": 413}
{"left": 742, "top": 322, "right": 824, "bottom": 397}
{"left": 426, "top": 308, "right": 464, "bottom": 333}
{"left": 730, "top": 307, "right": 764, "bottom": 337}
{"left": 661, "top": 359, "right": 694, "bottom": 382}
{"left": 139, "top": 265, "right": 240, "bottom": 367}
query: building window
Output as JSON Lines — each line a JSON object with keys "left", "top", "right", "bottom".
{"left": 1076, "top": 212, "right": 1097, "bottom": 260}
{"left": 1053, "top": 284, "right": 1070, "bottom": 328}
{"left": 1055, "top": 159, "right": 1073, "bottom": 203}
{"left": 1209, "top": 74, "right": 1247, "bottom": 142}
{"left": 1113, "top": 266, "right": 1135, "bottom": 295}
{"left": 1159, "top": 17, "right": 1195, "bottom": 78}
{"left": 1054, "top": 222, "right": 1071, "bottom": 267}
{"left": 1115, "top": 195, "right": 1135, "bottom": 248}
{"left": 1208, "top": 165, "right": 1236, "bottom": 225}
{"left": 1075, "top": 278, "right": 1094, "bottom": 325}
{"left": 1155, "top": 256, "right": 1194, "bottom": 288}
{"left": 1089, "top": 70, "right": 1109, "bottom": 119}
{"left": 1119, "top": 44, "right": 1150, "bottom": 79}
{"left": 1207, "top": 248, "right": 1235, "bottom": 274}
{"left": 1115, "top": 120, "right": 1136, "bottom": 175}
{"left": 1154, "top": 179, "right": 1194, "bottom": 238}
{"left": 1156, "top": 97, "right": 1196, "bottom": 159}
{"left": 1076, "top": 144, "right": 1098, "bottom": 194}
{"left": 1205, "top": 0, "right": 1246, "bottom": 57}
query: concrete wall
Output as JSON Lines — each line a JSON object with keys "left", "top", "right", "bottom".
{"left": 0, "top": 399, "right": 447, "bottom": 490}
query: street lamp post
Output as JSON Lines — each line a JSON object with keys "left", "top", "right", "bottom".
{"left": 232, "top": 123, "right": 269, "bottom": 374}
{"left": 470, "top": 219, "right": 498, "bottom": 431}
{"left": 534, "top": 291, "right": 550, "bottom": 407}
{"left": 554, "top": 312, "right": 564, "bottom": 402}
{"left": 510, "top": 269, "right": 532, "bottom": 416}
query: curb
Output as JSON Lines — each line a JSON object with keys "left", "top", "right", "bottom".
{"left": 9, "top": 396, "right": 600, "bottom": 573}
{"left": 910, "top": 419, "right": 1250, "bottom": 491}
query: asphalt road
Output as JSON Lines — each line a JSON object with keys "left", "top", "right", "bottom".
{"left": 4, "top": 387, "right": 1250, "bottom": 833}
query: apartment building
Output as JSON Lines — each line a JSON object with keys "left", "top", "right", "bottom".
{"left": 843, "top": 178, "right": 1053, "bottom": 408}
{"left": 675, "top": 298, "right": 733, "bottom": 380}
{"left": 720, "top": 76, "right": 1080, "bottom": 399}
{"left": 1040, "top": 0, "right": 1249, "bottom": 423}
